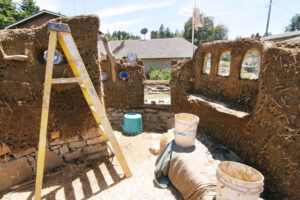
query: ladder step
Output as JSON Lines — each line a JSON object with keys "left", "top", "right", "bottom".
{"left": 51, "top": 77, "right": 80, "bottom": 84}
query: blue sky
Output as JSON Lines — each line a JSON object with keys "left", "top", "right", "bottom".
{"left": 32, "top": 0, "right": 299, "bottom": 39}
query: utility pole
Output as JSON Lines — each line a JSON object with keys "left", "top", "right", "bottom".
{"left": 192, "top": 0, "right": 196, "bottom": 56}
{"left": 264, "top": 0, "right": 272, "bottom": 36}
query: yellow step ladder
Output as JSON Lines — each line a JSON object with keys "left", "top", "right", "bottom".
{"left": 34, "top": 22, "right": 132, "bottom": 200}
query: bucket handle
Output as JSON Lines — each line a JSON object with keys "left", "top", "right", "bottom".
{"left": 216, "top": 173, "right": 264, "bottom": 195}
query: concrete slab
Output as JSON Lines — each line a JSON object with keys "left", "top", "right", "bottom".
{"left": 0, "top": 157, "right": 33, "bottom": 192}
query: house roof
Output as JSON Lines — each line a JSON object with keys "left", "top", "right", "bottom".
{"left": 98, "top": 38, "right": 196, "bottom": 59}
{"left": 5, "top": 9, "right": 64, "bottom": 29}
{"left": 281, "top": 36, "right": 300, "bottom": 43}
{"left": 261, "top": 30, "right": 300, "bottom": 41}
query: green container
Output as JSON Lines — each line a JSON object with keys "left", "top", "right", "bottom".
{"left": 123, "top": 113, "right": 143, "bottom": 135}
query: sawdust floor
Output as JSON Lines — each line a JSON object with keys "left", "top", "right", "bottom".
{"left": 1, "top": 131, "right": 183, "bottom": 200}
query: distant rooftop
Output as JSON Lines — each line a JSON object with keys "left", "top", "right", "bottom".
{"left": 5, "top": 9, "right": 64, "bottom": 29}
{"left": 262, "top": 30, "right": 300, "bottom": 42}
{"left": 281, "top": 36, "right": 300, "bottom": 43}
{"left": 98, "top": 38, "right": 196, "bottom": 59}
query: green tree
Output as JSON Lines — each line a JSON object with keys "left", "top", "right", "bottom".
{"left": 250, "top": 32, "right": 261, "bottom": 38}
{"left": 285, "top": 14, "right": 300, "bottom": 32}
{"left": 0, "top": 0, "right": 40, "bottom": 29}
{"left": 19, "top": 0, "right": 39, "bottom": 16}
{"left": 183, "top": 14, "right": 228, "bottom": 45}
{"left": 108, "top": 30, "right": 140, "bottom": 40}
{"left": 151, "top": 30, "right": 158, "bottom": 39}
{"left": 151, "top": 24, "right": 178, "bottom": 39}
{"left": 159, "top": 24, "right": 166, "bottom": 38}
{"left": 165, "top": 27, "right": 172, "bottom": 38}
{"left": 0, "top": 0, "right": 19, "bottom": 29}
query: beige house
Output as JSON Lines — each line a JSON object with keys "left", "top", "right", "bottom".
{"left": 5, "top": 9, "right": 64, "bottom": 29}
{"left": 98, "top": 38, "right": 195, "bottom": 71}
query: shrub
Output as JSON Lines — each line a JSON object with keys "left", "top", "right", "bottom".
{"left": 147, "top": 68, "right": 170, "bottom": 80}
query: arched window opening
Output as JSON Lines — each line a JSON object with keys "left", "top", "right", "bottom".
{"left": 240, "top": 49, "right": 260, "bottom": 80}
{"left": 218, "top": 51, "right": 231, "bottom": 77}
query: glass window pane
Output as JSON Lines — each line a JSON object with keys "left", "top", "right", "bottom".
{"left": 240, "top": 50, "right": 260, "bottom": 80}
{"left": 218, "top": 51, "right": 231, "bottom": 76}
{"left": 203, "top": 53, "right": 211, "bottom": 74}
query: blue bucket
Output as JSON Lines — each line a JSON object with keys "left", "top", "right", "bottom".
{"left": 123, "top": 113, "right": 143, "bottom": 135}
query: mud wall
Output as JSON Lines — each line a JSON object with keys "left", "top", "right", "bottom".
{"left": 100, "top": 58, "right": 145, "bottom": 108}
{"left": 193, "top": 39, "right": 262, "bottom": 112}
{"left": 0, "top": 15, "right": 104, "bottom": 155}
{"left": 170, "top": 39, "right": 300, "bottom": 199}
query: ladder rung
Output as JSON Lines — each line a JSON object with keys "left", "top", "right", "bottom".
{"left": 51, "top": 77, "right": 80, "bottom": 84}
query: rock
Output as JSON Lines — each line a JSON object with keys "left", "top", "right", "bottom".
{"left": 59, "top": 145, "right": 69, "bottom": 155}
{"left": 50, "top": 131, "right": 60, "bottom": 139}
{"left": 160, "top": 115, "right": 169, "bottom": 121}
{"left": 80, "top": 128, "right": 101, "bottom": 140}
{"left": 87, "top": 151, "right": 109, "bottom": 160}
{"left": 0, "top": 155, "right": 13, "bottom": 165}
{"left": 131, "top": 109, "right": 144, "bottom": 113}
{"left": 63, "top": 135, "right": 80, "bottom": 143}
{"left": 0, "top": 158, "right": 33, "bottom": 192}
{"left": 63, "top": 151, "right": 81, "bottom": 162}
{"left": 83, "top": 144, "right": 107, "bottom": 154}
{"left": 167, "top": 117, "right": 175, "bottom": 129}
{"left": 0, "top": 143, "right": 11, "bottom": 156}
{"left": 50, "top": 139, "right": 64, "bottom": 146}
{"left": 106, "top": 108, "right": 114, "bottom": 112}
{"left": 159, "top": 111, "right": 171, "bottom": 117}
{"left": 53, "top": 149, "right": 59, "bottom": 155}
{"left": 145, "top": 108, "right": 159, "bottom": 113}
{"left": 50, "top": 145, "right": 62, "bottom": 150}
{"left": 86, "top": 136, "right": 106, "bottom": 145}
{"left": 13, "top": 147, "right": 36, "bottom": 158}
{"left": 108, "top": 116, "right": 122, "bottom": 121}
{"left": 69, "top": 141, "right": 86, "bottom": 149}
{"left": 151, "top": 115, "right": 160, "bottom": 122}
{"left": 35, "top": 149, "right": 64, "bottom": 172}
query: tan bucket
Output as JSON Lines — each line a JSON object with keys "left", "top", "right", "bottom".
{"left": 216, "top": 161, "right": 264, "bottom": 200}
{"left": 174, "top": 113, "right": 199, "bottom": 147}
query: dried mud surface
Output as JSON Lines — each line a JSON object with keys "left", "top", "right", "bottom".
{"left": 101, "top": 58, "right": 145, "bottom": 108}
{"left": 1, "top": 131, "right": 183, "bottom": 200}
{"left": 0, "top": 15, "right": 101, "bottom": 152}
{"left": 170, "top": 40, "right": 300, "bottom": 199}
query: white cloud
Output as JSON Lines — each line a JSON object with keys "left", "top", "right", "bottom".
{"left": 177, "top": 4, "right": 193, "bottom": 17}
{"left": 100, "top": 19, "right": 143, "bottom": 33}
{"left": 98, "top": 1, "right": 173, "bottom": 18}
{"left": 35, "top": 0, "right": 61, "bottom": 13}
{"left": 169, "top": 22, "right": 184, "bottom": 27}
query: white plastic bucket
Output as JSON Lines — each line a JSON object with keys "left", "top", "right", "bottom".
{"left": 174, "top": 113, "right": 199, "bottom": 147}
{"left": 216, "top": 161, "right": 264, "bottom": 200}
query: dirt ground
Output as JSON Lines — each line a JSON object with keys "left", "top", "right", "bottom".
{"left": 1, "top": 131, "right": 183, "bottom": 200}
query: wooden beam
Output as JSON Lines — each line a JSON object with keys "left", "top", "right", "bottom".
{"left": 100, "top": 35, "right": 116, "bottom": 82}
{"left": 3, "top": 55, "right": 28, "bottom": 61}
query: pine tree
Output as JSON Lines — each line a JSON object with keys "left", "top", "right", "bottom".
{"left": 19, "top": 0, "right": 39, "bottom": 16}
